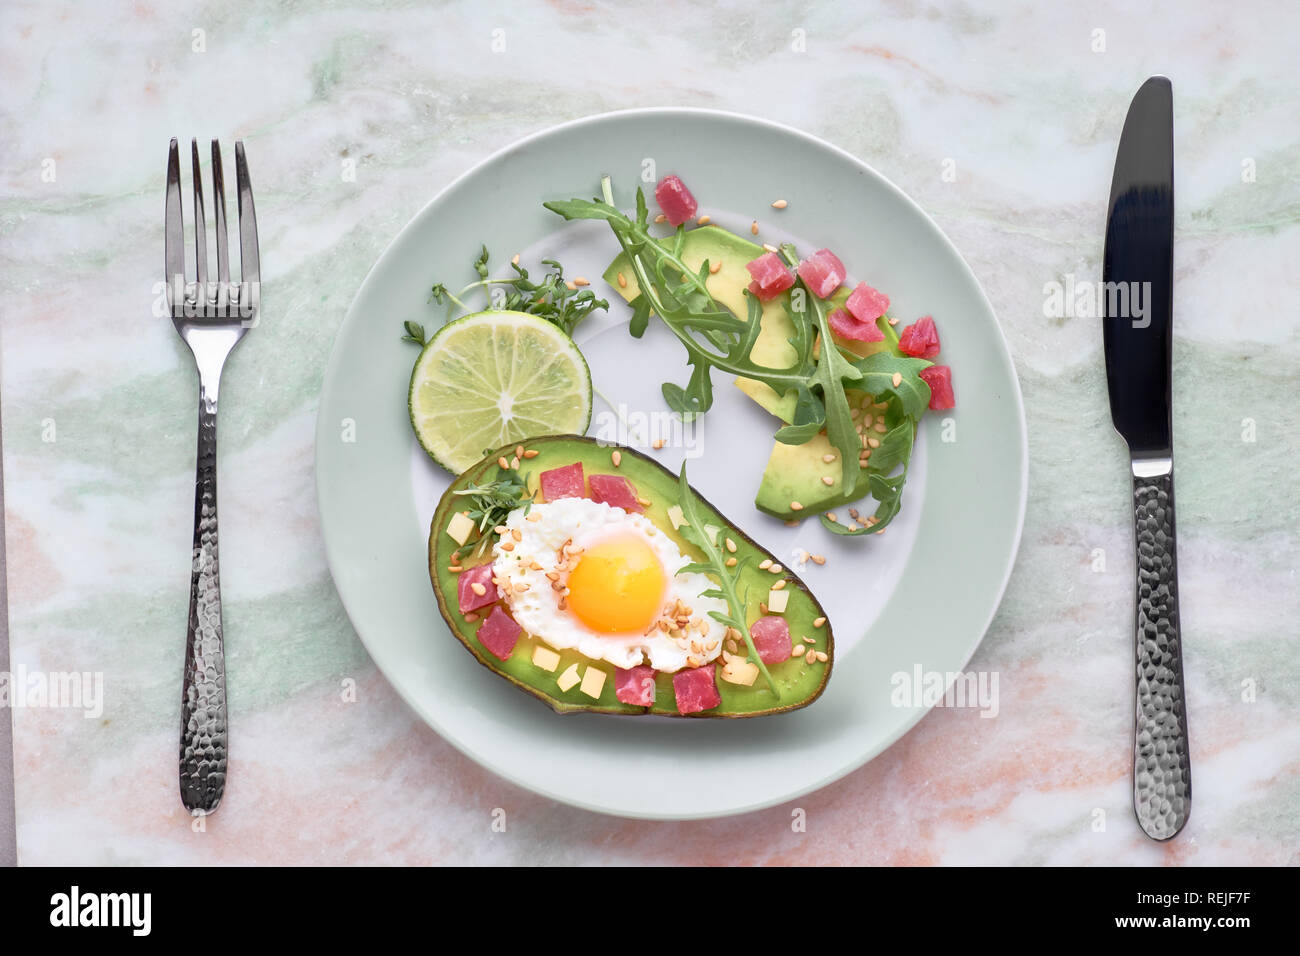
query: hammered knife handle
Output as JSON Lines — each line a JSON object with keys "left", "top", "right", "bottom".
{"left": 1130, "top": 467, "right": 1191, "bottom": 840}
{"left": 179, "top": 382, "right": 228, "bottom": 814}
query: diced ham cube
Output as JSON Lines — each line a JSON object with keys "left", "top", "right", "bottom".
{"left": 898, "top": 315, "right": 941, "bottom": 359}
{"left": 654, "top": 175, "right": 698, "bottom": 226}
{"left": 845, "top": 282, "right": 890, "bottom": 324}
{"left": 747, "top": 279, "right": 788, "bottom": 302}
{"left": 672, "top": 664, "right": 722, "bottom": 715}
{"left": 919, "top": 365, "right": 955, "bottom": 410}
{"left": 745, "top": 252, "right": 795, "bottom": 300}
{"left": 828, "top": 307, "right": 885, "bottom": 343}
{"left": 457, "top": 562, "right": 500, "bottom": 613}
{"left": 539, "top": 462, "right": 585, "bottom": 501}
{"left": 476, "top": 606, "right": 521, "bottom": 661}
{"left": 796, "top": 248, "right": 847, "bottom": 299}
{"left": 588, "top": 473, "right": 643, "bottom": 513}
{"left": 749, "top": 616, "right": 793, "bottom": 665}
{"left": 615, "top": 665, "right": 656, "bottom": 706}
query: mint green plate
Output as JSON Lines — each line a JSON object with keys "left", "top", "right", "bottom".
{"left": 316, "top": 109, "right": 1027, "bottom": 819}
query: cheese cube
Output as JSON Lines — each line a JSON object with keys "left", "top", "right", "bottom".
{"left": 445, "top": 511, "right": 476, "bottom": 546}
{"left": 579, "top": 666, "right": 607, "bottom": 700}
{"left": 720, "top": 655, "right": 759, "bottom": 686}
{"left": 557, "top": 663, "right": 581, "bottom": 692}
{"left": 767, "top": 588, "right": 790, "bottom": 613}
{"left": 666, "top": 505, "right": 687, "bottom": 529}
{"left": 531, "top": 645, "right": 561, "bottom": 672}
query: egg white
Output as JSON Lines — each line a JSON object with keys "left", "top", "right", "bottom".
{"left": 492, "top": 497, "right": 726, "bottom": 672}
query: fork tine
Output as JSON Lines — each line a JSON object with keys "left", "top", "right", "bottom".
{"left": 190, "top": 139, "right": 207, "bottom": 290}
{"left": 234, "top": 141, "right": 259, "bottom": 285}
{"left": 211, "top": 141, "right": 230, "bottom": 283}
{"left": 165, "top": 139, "right": 185, "bottom": 296}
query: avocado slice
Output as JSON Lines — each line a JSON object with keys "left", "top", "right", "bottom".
{"left": 429, "top": 436, "right": 833, "bottom": 718}
{"left": 602, "top": 226, "right": 911, "bottom": 521}
{"left": 602, "top": 225, "right": 893, "bottom": 422}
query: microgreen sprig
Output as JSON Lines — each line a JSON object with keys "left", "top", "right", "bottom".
{"left": 451, "top": 468, "right": 533, "bottom": 557}
{"left": 407, "top": 246, "right": 609, "bottom": 346}
{"left": 673, "top": 465, "right": 780, "bottom": 699}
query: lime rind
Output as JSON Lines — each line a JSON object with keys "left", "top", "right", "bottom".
{"left": 408, "top": 310, "right": 592, "bottom": 473}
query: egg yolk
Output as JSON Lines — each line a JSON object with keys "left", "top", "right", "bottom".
{"left": 566, "top": 534, "right": 666, "bottom": 634}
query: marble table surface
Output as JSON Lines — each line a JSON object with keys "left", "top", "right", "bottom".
{"left": 2, "top": 0, "right": 1296, "bottom": 865}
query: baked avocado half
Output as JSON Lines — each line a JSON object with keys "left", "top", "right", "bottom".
{"left": 428, "top": 435, "right": 834, "bottom": 718}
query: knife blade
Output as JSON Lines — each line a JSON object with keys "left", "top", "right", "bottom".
{"left": 1102, "top": 75, "right": 1191, "bottom": 841}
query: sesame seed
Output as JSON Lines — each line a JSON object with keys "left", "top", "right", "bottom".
{"left": 758, "top": 558, "right": 772, "bottom": 570}
{"left": 500, "top": 540, "right": 514, "bottom": 552}
{"left": 725, "top": 538, "right": 737, "bottom": 553}
{"left": 888, "top": 316, "right": 899, "bottom": 326}
{"left": 821, "top": 476, "right": 834, "bottom": 486}
{"left": 822, "top": 453, "right": 836, "bottom": 463}
{"left": 523, "top": 449, "right": 540, "bottom": 458}
{"left": 789, "top": 501, "right": 803, "bottom": 511}
{"left": 772, "top": 580, "right": 787, "bottom": 590}
{"left": 770, "top": 564, "right": 783, "bottom": 574}
{"left": 709, "top": 260, "right": 722, "bottom": 274}
{"left": 725, "top": 557, "right": 737, "bottom": 567}
{"left": 791, "top": 644, "right": 805, "bottom": 657}
{"left": 470, "top": 583, "right": 487, "bottom": 596}
{"left": 652, "top": 438, "right": 666, "bottom": 450}
{"left": 573, "top": 277, "right": 590, "bottom": 287}
{"left": 611, "top": 450, "right": 622, "bottom": 467}
{"left": 697, "top": 214, "right": 712, "bottom": 225}
{"left": 511, "top": 528, "right": 522, "bottom": 542}
{"left": 810, "top": 554, "right": 826, "bottom": 566}
{"left": 849, "top": 509, "right": 860, "bottom": 519}
{"left": 527, "top": 512, "right": 542, "bottom": 522}
{"left": 497, "top": 457, "right": 510, "bottom": 470}
{"left": 826, "top": 512, "right": 838, "bottom": 523}
{"left": 892, "top": 372, "right": 903, "bottom": 387}
{"left": 617, "top": 272, "right": 627, "bottom": 288}
{"left": 751, "top": 221, "right": 759, "bottom": 235}
{"left": 763, "top": 243, "right": 778, "bottom": 253}
{"left": 847, "top": 522, "right": 860, "bottom": 532}
{"left": 636, "top": 497, "right": 651, "bottom": 507}
{"left": 771, "top": 199, "right": 788, "bottom": 209}
{"left": 510, "top": 455, "right": 520, "bottom": 469}
{"left": 868, "top": 437, "right": 881, "bottom": 448}
{"left": 448, "top": 566, "right": 463, "bottom": 574}
{"left": 654, "top": 213, "right": 667, "bottom": 224}
{"left": 815, "top": 651, "right": 828, "bottom": 663}
{"left": 813, "top": 616, "right": 826, "bottom": 627}
{"left": 564, "top": 280, "right": 577, "bottom": 291}
{"left": 759, "top": 602, "right": 768, "bottom": 614}
{"left": 514, "top": 445, "right": 524, "bottom": 458}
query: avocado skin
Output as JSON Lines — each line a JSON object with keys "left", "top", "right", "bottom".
{"left": 602, "top": 226, "right": 904, "bottom": 520}
{"left": 429, "top": 435, "right": 834, "bottom": 718}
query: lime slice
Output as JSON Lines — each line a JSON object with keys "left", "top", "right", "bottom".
{"left": 409, "top": 310, "right": 592, "bottom": 473}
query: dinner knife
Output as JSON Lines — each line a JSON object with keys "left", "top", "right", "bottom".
{"left": 1102, "top": 75, "right": 1191, "bottom": 841}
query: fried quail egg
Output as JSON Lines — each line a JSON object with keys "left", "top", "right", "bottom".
{"left": 491, "top": 497, "right": 726, "bottom": 672}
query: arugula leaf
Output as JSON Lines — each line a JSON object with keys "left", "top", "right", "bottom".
{"left": 673, "top": 464, "right": 780, "bottom": 698}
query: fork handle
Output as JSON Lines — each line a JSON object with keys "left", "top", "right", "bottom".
{"left": 1130, "top": 464, "right": 1191, "bottom": 839}
{"left": 179, "top": 373, "right": 228, "bottom": 814}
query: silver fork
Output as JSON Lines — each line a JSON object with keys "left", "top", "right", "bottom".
{"left": 165, "top": 138, "right": 259, "bottom": 815}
